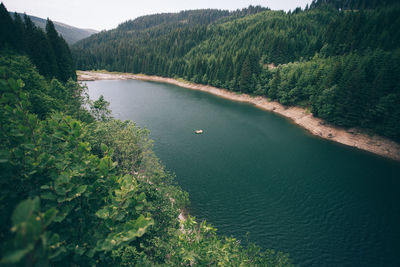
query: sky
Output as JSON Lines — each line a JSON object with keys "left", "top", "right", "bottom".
{"left": 3, "top": 0, "right": 313, "bottom": 31}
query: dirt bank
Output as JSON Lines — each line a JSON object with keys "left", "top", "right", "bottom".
{"left": 78, "top": 70, "right": 400, "bottom": 161}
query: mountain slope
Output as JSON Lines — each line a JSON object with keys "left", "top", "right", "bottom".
{"left": 10, "top": 12, "right": 98, "bottom": 44}
{"left": 73, "top": 4, "right": 400, "bottom": 141}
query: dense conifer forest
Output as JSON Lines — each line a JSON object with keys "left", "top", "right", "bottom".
{"left": 73, "top": 0, "right": 400, "bottom": 141}
{"left": 9, "top": 12, "right": 98, "bottom": 45}
{"left": 0, "top": 3, "right": 294, "bottom": 266}
{"left": 0, "top": 4, "right": 76, "bottom": 82}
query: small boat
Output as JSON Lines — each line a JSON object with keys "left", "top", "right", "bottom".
{"left": 195, "top": 130, "right": 203, "bottom": 134}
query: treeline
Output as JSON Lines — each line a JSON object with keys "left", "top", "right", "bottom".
{"left": 117, "top": 6, "right": 268, "bottom": 32}
{"left": 309, "top": 0, "right": 399, "bottom": 10}
{"left": 73, "top": 3, "right": 400, "bottom": 140}
{"left": 267, "top": 50, "right": 400, "bottom": 137}
{"left": 0, "top": 3, "right": 75, "bottom": 81}
{"left": 0, "top": 2, "right": 294, "bottom": 266}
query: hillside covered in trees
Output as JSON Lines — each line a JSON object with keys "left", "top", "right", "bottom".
{"left": 1, "top": 3, "right": 76, "bottom": 82}
{"left": 73, "top": 1, "right": 400, "bottom": 141}
{"left": 0, "top": 3, "right": 294, "bottom": 266}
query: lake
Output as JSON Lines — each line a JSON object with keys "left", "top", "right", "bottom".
{"left": 87, "top": 79, "right": 400, "bottom": 267}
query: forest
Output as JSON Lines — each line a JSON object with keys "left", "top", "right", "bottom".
{"left": 0, "top": 5, "right": 75, "bottom": 82}
{"left": 0, "top": 3, "right": 294, "bottom": 266}
{"left": 73, "top": 0, "right": 400, "bottom": 141}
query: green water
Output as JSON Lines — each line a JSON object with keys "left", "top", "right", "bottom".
{"left": 87, "top": 80, "right": 400, "bottom": 267}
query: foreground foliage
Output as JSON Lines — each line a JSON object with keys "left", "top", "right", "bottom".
{"left": 0, "top": 54, "right": 294, "bottom": 266}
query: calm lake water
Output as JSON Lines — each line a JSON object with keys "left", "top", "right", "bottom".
{"left": 87, "top": 80, "right": 400, "bottom": 267}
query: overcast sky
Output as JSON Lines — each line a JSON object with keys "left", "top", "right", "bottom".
{"left": 3, "top": 0, "right": 313, "bottom": 31}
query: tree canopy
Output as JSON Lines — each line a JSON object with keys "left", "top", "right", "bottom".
{"left": 0, "top": 3, "right": 76, "bottom": 81}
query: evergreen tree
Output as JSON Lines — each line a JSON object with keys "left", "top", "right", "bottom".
{"left": 23, "top": 15, "right": 58, "bottom": 79}
{"left": 0, "top": 3, "right": 15, "bottom": 49}
{"left": 12, "top": 13, "right": 26, "bottom": 51}
{"left": 46, "top": 19, "right": 76, "bottom": 81}
{"left": 0, "top": 3, "right": 76, "bottom": 81}
{"left": 239, "top": 56, "right": 253, "bottom": 93}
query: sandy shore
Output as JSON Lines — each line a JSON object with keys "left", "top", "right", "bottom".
{"left": 78, "top": 70, "right": 400, "bottom": 161}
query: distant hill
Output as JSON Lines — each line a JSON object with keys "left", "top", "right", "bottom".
{"left": 10, "top": 12, "right": 98, "bottom": 44}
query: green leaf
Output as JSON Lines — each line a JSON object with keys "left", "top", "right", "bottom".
{"left": 101, "top": 143, "right": 108, "bottom": 153}
{"left": 16, "top": 79, "right": 25, "bottom": 90}
{"left": 41, "top": 192, "right": 57, "bottom": 200}
{"left": 75, "top": 245, "right": 86, "bottom": 255}
{"left": 78, "top": 142, "right": 90, "bottom": 153}
{"left": 0, "top": 244, "right": 34, "bottom": 264}
{"left": 54, "top": 173, "right": 69, "bottom": 195}
{"left": 48, "top": 246, "right": 66, "bottom": 260}
{"left": 11, "top": 197, "right": 40, "bottom": 226}
{"left": 21, "top": 143, "right": 35, "bottom": 150}
{"left": 122, "top": 215, "right": 154, "bottom": 241}
{"left": 2, "top": 92, "right": 17, "bottom": 103}
{"left": 72, "top": 122, "right": 81, "bottom": 137}
{"left": 54, "top": 206, "right": 71, "bottom": 223}
{"left": 96, "top": 208, "right": 109, "bottom": 219}
{"left": 137, "top": 192, "right": 146, "bottom": 202}
{"left": 135, "top": 204, "right": 144, "bottom": 212}
{"left": 75, "top": 185, "right": 87, "bottom": 195}
{"left": 43, "top": 208, "right": 58, "bottom": 228}
{"left": 99, "top": 216, "right": 153, "bottom": 251}
{"left": 27, "top": 170, "right": 37, "bottom": 176}
{"left": 99, "top": 156, "right": 112, "bottom": 176}
{"left": 0, "top": 150, "right": 10, "bottom": 163}
{"left": 54, "top": 213, "right": 67, "bottom": 223}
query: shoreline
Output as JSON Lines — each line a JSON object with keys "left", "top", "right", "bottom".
{"left": 78, "top": 70, "right": 400, "bottom": 162}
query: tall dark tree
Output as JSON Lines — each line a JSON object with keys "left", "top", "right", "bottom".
{"left": 0, "top": 3, "right": 76, "bottom": 81}
{"left": 239, "top": 56, "right": 253, "bottom": 93}
{"left": 12, "top": 13, "right": 26, "bottom": 51}
{"left": 46, "top": 19, "right": 76, "bottom": 81}
{"left": 0, "top": 3, "right": 15, "bottom": 49}
{"left": 23, "top": 15, "right": 58, "bottom": 78}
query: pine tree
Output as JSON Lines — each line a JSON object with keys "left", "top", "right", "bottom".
{"left": 46, "top": 19, "right": 76, "bottom": 81}
{"left": 13, "top": 13, "right": 26, "bottom": 52}
{"left": 21, "top": 15, "right": 57, "bottom": 79}
{"left": 0, "top": 3, "right": 15, "bottom": 49}
{"left": 239, "top": 56, "right": 252, "bottom": 93}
